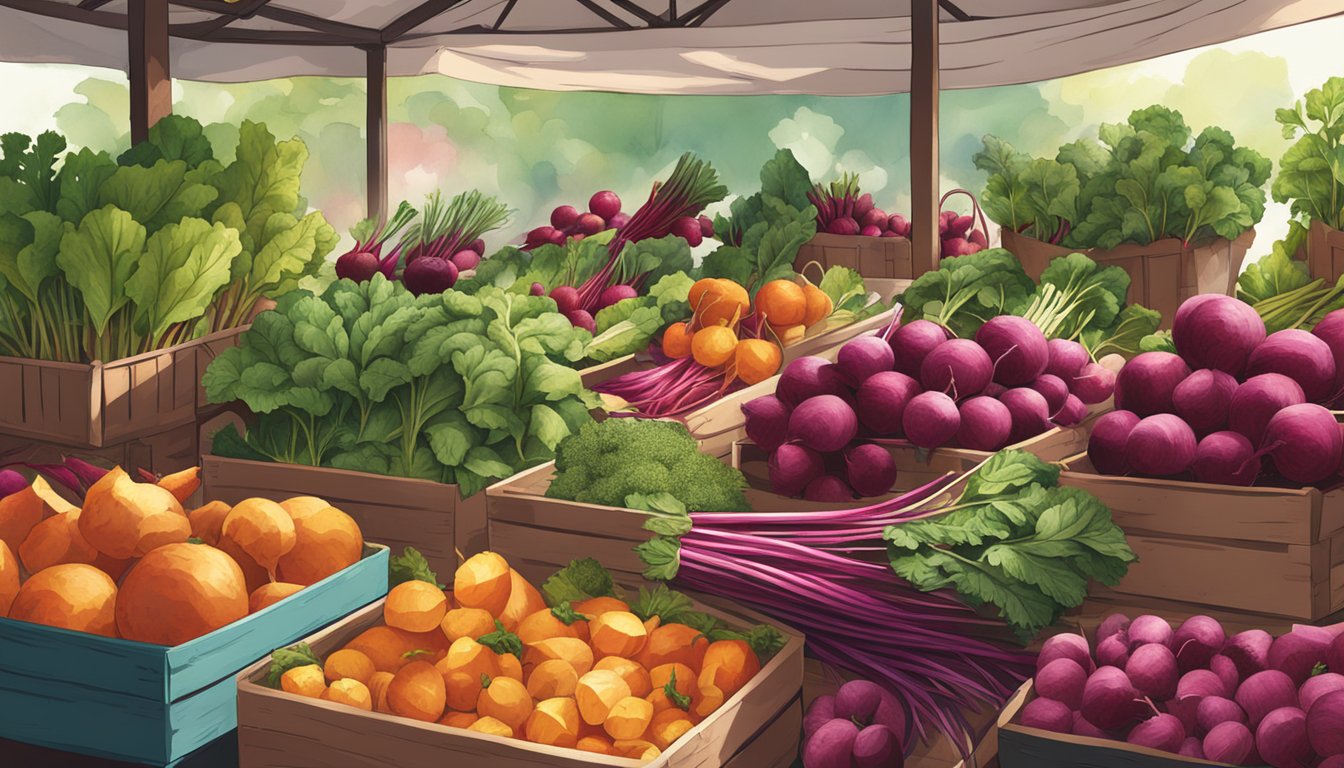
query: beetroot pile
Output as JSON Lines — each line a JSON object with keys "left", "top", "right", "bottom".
{"left": 525, "top": 189, "right": 714, "bottom": 250}
{"left": 743, "top": 316, "right": 1114, "bottom": 500}
{"left": 1022, "top": 614, "right": 1344, "bottom": 767}
{"left": 802, "top": 680, "right": 907, "bottom": 768}
{"left": 808, "top": 177, "right": 988, "bottom": 258}
{"left": 1087, "top": 294, "right": 1344, "bottom": 485}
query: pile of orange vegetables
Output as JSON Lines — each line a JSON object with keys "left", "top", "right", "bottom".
{"left": 268, "top": 553, "right": 777, "bottom": 762}
{"left": 0, "top": 467, "right": 365, "bottom": 645}
{"left": 594, "top": 276, "right": 835, "bottom": 417}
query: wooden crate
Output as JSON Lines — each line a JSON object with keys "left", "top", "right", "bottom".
{"left": 794, "top": 233, "right": 917, "bottom": 280}
{"left": 1058, "top": 453, "right": 1344, "bottom": 621}
{"left": 1001, "top": 229, "right": 1254, "bottom": 330}
{"left": 202, "top": 455, "right": 485, "bottom": 580}
{"left": 1062, "top": 583, "right": 1344, "bottom": 640}
{"left": 0, "top": 545, "right": 388, "bottom": 765}
{"left": 236, "top": 596, "right": 805, "bottom": 768}
{"left": 999, "top": 680, "right": 1231, "bottom": 768}
{"left": 1304, "top": 218, "right": 1344, "bottom": 285}
{"left": 0, "top": 419, "right": 200, "bottom": 479}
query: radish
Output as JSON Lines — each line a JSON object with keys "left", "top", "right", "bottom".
{"left": 529, "top": 282, "right": 545, "bottom": 296}
{"left": 1128, "top": 712, "right": 1185, "bottom": 753}
{"left": 1307, "top": 690, "right": 1344, "bottom": 756}
{"left": 1127, "top": 643, "right": 1179, "bottom": 700}
{"left": 1211, "top": 654, "right": 1242, "bottom": 695}
{"left": 1268, "top": 626, "right": 1333, "bottom": 685}
{"left": 1299, "top": 672, "right": 1344, "bottom": 713}
{"left": 1226, "top": 630, "right": 1274, "bottom": 679}
{"left": 1097, "top": 634, "right": 1129, "bottom": 668}
{"left": 1177, "top": 737, "right": 1205, "bottom": 758}
{"left": 1096, "top": 613, "right": 1131, "bottom": 643}
{"left": 1038, "top": 633, "right": 1094, "bottom": 674}
{"left": 596, "top": 284, "right": 638, "bottom": 311}
{"left": 1197, "top": 696, "right": 1247, "bottom": 736}
{"left": 550, "top": 286, "right": 580, "bottom": 315}
{"left": 450, "top": 249, "right": 480, "bottom": 271}
{"left": 1129, "top": 614, "right": 1174, "bottom": 647}
{"left": 1072, "top": 712, "right": 1110, "bottom": 738}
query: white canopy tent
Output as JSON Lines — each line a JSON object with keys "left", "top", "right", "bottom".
{"left": 1, "top": 0, "right": 1341, "bottom": 267}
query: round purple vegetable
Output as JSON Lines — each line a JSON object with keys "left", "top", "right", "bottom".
{"left": 856, "top": 371, "right": 920, "bottom": 436}
{"left": 550, "top": 285, "right": 580, "bottom": 315}
{"left": 1127, "top": 643, "right": 1179, "bottom": 700}
{"left": 803, "top": 694, "right": 836, "bottom": 738}
{"left": 670, "top": 216, "right": 704, "bottom": 247}
{"left": 777, "top": 357, "right": 852, "bottom": 408}
{"left": 768, "top": 444, "right": 825, "bottom": 497}
{"left": 1228, "top": 373, "right": 1307, "bottom": 447}
{"left": 955, "top": 396, "right": 1012, "bottom": 452}
{"left": 1203, "top": 720, "right": 1255, "bottom": 764}
{"left": 1036, "top": 657, "right": 1086, "bottom": 709}
{"left": 1046, "top": 338, "right": 1090, "bottom": 381}
{"left": 1081, "top": 666, "right": 1144, "bottom": 731}
{"left": 853, "top": 724, "right": 901, "bottom": 768}
{"left": 1300, "top": 672, "right": 1344, "bottom": 714}
{"left": 1197, "top": 696, "right": 1247, "bottom": 737}
{"left": 1178, "top": 669, "right": 1229, "bottom": 701}
{"left": 920, "top": 339, "right": 992, "bottom": 399}
{"left": 788, "top": 395, "right": 859, "bottom": 453}
{"left": 1173, "top": 368, "right": 1238, "bottom": 433}
{"left": 1177, "top": 736, "right": 1205, "bottom": 758}
{"left": 588, "top": 191, "right": 621, "bottom": 221}
{"left": 596, "top": 284, "right": 638, "bottom": 311}
{"left": 1114, "top": 352, "right": 1191, "bottom": 416}
{"left": 889, "top": 320, "right": 948, "bottom": 378}
{"left": 1192, "top": 431, "right": 1260, "bottom": 486}
{"left": 834, "top": 680, "right": 907, "bottom": 738}
{"left": 1072, "top": 712, "right": 1110, "bottom": 738}
{"left": 402, "top": 255, "right": 459, "bottom": 296}
{"left": 802, "top": 719, "right": 858, "bottom": 768}
{"left": 566, "top": 309, "right": 595, "bottom": 333}
{"left": 1173, "top": 293, "right": 1267, "bottom": 376}
{"left": 551, "top": 204, "right": 580, "bottom": 230}
{"left": 1247, "top": 328, "right": 1338, "bottom": 403}
{"left": 609, "top": 212, "right": 630, "bottom": 230}
{"left": 1052, "top": 394, "right": 1087, "bottom": 428}
{"left": 1125, "top": 414, "right": 1197, "bottom": 477}
{"left": 575, "top": 213, "right": 606, "bottom": 236}
{"left": 1226, "top": 630, "right": 1274, "bottom": 680}
{"left": 999, "top": 387, "right": 1052, "bottom": 444}
{"left": 1263, "top": 403, "right": 1343, "bottom": 484}
{"left": 742, "top": 395, "right": 790, "bottom": 452}
{"left": 1313, "top": 309, "right": 1344, "bottom": 396}
{"left": 976, "top": 316, "right": 1049, "bottom": 386}
{"left": 1256, "top": 706, "right": 1312, "bottom": 768}
{"left": 450, "top": 249, "right": 481, "bottom": 272}
{"left": 1038, "top": 633, "right": 1094, "bottom": 674}
{"left": 335, "top": 250, "right": 379, "bottom": 282}
{"left": 698, "top": 215, "right": 714, "bottom": 239}
{"left": 1088, "top": 410, "right": 1142, "bottom": 476}
{"left": 1268, "top": 626, "right": 1333, "bottom": 686}
{"left": 1308, "top": 690, "right": 1344, "bottom": 756}
{"left": 837, "top": 336, "right": 897, "bottom": 386}
{"left": 859, "top": 225, "right": 882, "bottom": 238}
{"left": 1020, "top": 697, "right": 1072, "bottom": 734}
{"left": 1173, "top": 615, "right": 1226, "bottom": 672}
{"left": 844, "top": 444, "right": 897, "bottom": 498}
{"left": 0, "top": 470, "right": 26, "bottom": 500}
{"left": 1128, "top": 712, "right": 1185, "bottom": 752}
{"left": 1211, "top": 654, "right": 1243, "bottom": 696}
{"left": 1097, "top": 613, "right": 1131, "bottom": 642}
{"left": 1071, "top": 362, "right": 1117, "bottom": 405}
{"left": 902, "top": 391, "right": 961, "bottom": 449}
{"left": 529, "top": 282, "right": 546, "bottom": 296}
{"left": 469, "top": 238, "right": 486, "bottom": 254}
{"left": 1128, "top": 614, "right": 1174, "bottom": 647}
{"left": 1029, "top": 374, "right": 1069, "bottom": 415}
{"left": 1097, "top": 634, "right": 1130, "bottom": 669}
{"left": 803, "top": 475, "right": 856, "bottom": 502}
{"left": 1321, "top": 756, "right": 1344, "bottom": 768}
{"left": 1330, "top": 633, "right": 1344, "bottom": 675}
{"left": 1237, "top": 670, "right": 1298, "bottom": 729}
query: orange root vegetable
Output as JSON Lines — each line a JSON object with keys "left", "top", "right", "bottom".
{"left": 755, "top": 279, "right": 806, "bottom": 326}
{"left": 19, "top": 510, "right": 99, "bottom": 573}
{"left": 187, "top": 501, "right": 231, "bottom": 546}
{"left": 217, "top": 535, "right": 271, "bottom": 594}
{"left": 387, "top": 660, "right": 447, "bottom": 722}
{"left": 691, "top": 325, "right": 738, "bottom": 367}
{"left": 498, "top": 652, "right": 524, "bottom": 682}
{"left": 499, "top": 569, "right": 546, "bottom": 631}
{"left": 588, "top": 611, "right": 649, "bottom": 659}
{"left": 115, "top": 543, "right": 248, "bottom": 645}
{"left": 573, "top": 596, "right": 629, "bottom": 618}
{"left": 613, "top": 739, "right": 662, "bottom": 761}
{"left": 699, "top": 640, "right": 760, "bottom": 697}
{"left": 594, "top": 656, "right": 652, "bottom": 698}
{"left": 274, "top": 503, "right": 363, "bottom": 586}
{"left": 576, "top": 735, "right": 615, "bottom": 755}
{"left": 9, "top": 562, "right": 118, "bottom": 637}
{"left": 220, "top": 498, "right": 297, "bottom": 573}
{"left": 687, "top": 278, "right": 722, "bottom": 312}
{"left": 649, "top": 708, "right": 694, "bottom": 749}
{"left": 248, "top": 582, "right": 303, "bottom": 614}
{"left": 468, "top": 716, "right": 514, "bottom": 738}
{"left": 78, "top": 468, "right": 189, "bottom": 559}
{"left": 281, "top": 664, "right": 327, "bottom": 699}
{"left": 439, "top": 637, "right": 500, "bottom": 710}
{"left": 347, "top": 626, "right": 416, "bottom": 673}
{"left": 773, "top": 323, "right": 807, "bottom": 347}
{"left": 384, "top": 580, "right": 449, "bottom": 633}
{"left": 524, "top": 637, "right": 595, "bottom": 677}
{"left": 0, "top": 539, "right": 18, "bottom": 617}
{"left": 715, "top": 280, "right": 750, "bottom": 313}
{"left": 603, "top": 695, "right": 654, "bottom": 740}
{"left": 525, "top": 697, "right": 581, "bottom": 748}
{"left": 690, "top": 674, "right": 726, "bottom": 722}
{"left": 527, "top": 659, "right": 580, "bottom": 699}
{"left": 442, "top": 671, "right": 481, "bottom": 713}
{"left": 638, "top": 625, "right": 710, "bottom": 671}
{"left": 576, "top": 669, "right": 632, "bottom": 726}
{"left": 517, "top": 607, "right": 588, "bottom": 646}
{"left": 368, "top": 670, "right": 395, "bottom": 713}
{"left": 661, "top": 323, "right": 693, "bottom": 359}
{"left": 442, "top": 607, "right": 495, "bottom": 642}
{"left": 395, "top": 626, "right": 450, "bottom": 664}
{"left": 734, "top": 339, "right": 782, "bottom": 385}
{"left": 478, "top": 676, "right": 534, "bottom": 731}
{"left": 324, "top": 648, "right": 377, "bottom": 685}
{"left": 801, "top": 282, "right": 833, "bottom": 327}
{"left": 323, "top": 678, "right": 373, "bottom": 711}
{"left": 0, "top": 478, "right": 50, "bottom": 549}
{"left": 438, "top": 711, "right": 477, "bottom": 729}
{"left": 156, "top": 468, "right": 200, "bottom": 505}
{"left": 453, "top": 551, "right": 512, "bottom": 616}
{"left": 31, "top": 476, "right": 76, "bottom": 516}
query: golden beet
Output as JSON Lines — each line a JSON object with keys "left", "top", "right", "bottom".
{"left": 275, "top": 503, "right": 362, "bottom": 586}
{"left": 453, "top": 551, "right": 512, "bottom": 616}
{"left": 384, "top": 580, "right": 448, "bottom": 633}
{"left": 438, "top": 711, "right": 477, "bottom": 729}
{"left": 468, "top": 716, "right": 514, "bottom": 738}
{"left": 603, "top": 695, "right": 654, "bottom": 740}
{"left": 524, "top": 637, "right": 594, "bottom": 677}
{"left": 323, "top": 678, "right": 372, "bottom": 711}
{"left": 576, "top": 670, "right": 631, "bottom": 726}
{"left": 220, "top": 498, "right": 296, "bottom": 573}
{"left": 442, "top": 607, "right": 495, "bottom": 642}
{"left": 324, "top": 648, "right": 377, "bottom": 685}
{"left": 498, "top": 569, "right": 546, "bottom": 631}
{"left": 0, "top": 478, "right": 50, "bottom": 549}
{"left": 637, "top": 623, "right": 710, "bottom": 671}
{"left": 187, "top": 501, "right": 231, "bottom": 546}
{"left": 387, "top": 660, "right": 446, "bottom": 722}
{"left": 19, "top": 510, "right": 99, "bottom": 574}
{"left": 9, "top": 563, "right": 118, "bottom": 637}
{"left": 216, "top": 535, "right": 271, "bottom": 594}
{"left": 156, "top": 468, "right": 200, "bottom": 505}
{"left": 78, "top": 468, "right": 189, "bottom": 559}
{"left": 0, "top": 539, "right": 18, "bottom": 617}
{"left": 367, "top": 670, "right": 395, "bottom": 712}
{"left": 649, "top": 707, "right": 694, "bottom": 749}
{"left": 517, "top": 607, "right": 587, "bottom": 646}
{"left": 595, "top": 656, "right": 652, "bottom": 698}
{"left": 248, "top": 582, "right": 303, "bottom": 614}
{"left": 527, "top": 659, "right": 579, "bottom": 699}
{"left": 346, "top": 626, "right": 415, "bottom": 673}
{"left": 478, "top": 675, "right": 534, "bottom": 731}
{"left": 281, "top": 664, "right": 326, "bottom": 698}
{"left": 278, "top": 496, "right": 329, "bottom": 518}
{"left": 525, "top": 697, "right": 580, "bottom": 748}
{"left": 572, "top": 596, "right": 628, "bottom": 618}
{"left": 115, "top": 543, "right": 248, "bottom": 645}
{"left": 589, "top": 611, "right": 648, "bottom": 659}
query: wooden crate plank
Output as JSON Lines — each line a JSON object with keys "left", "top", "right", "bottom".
{"left": 100, "top": 363, "right": 133, "bottom": 437}
{"left": 0, "top": 361, "right": 22, "bottom": 425}
{"left": 489, "top": 520, "right": 643, "bottom": 581}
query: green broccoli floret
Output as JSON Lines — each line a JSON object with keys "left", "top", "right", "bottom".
{"left": 670, "top": 457, "right": 750, "bottom": 512}
{"left": 580, "top": 462, "right": 672, "bottom": 507}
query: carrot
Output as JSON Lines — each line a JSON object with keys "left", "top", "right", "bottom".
{"left": 576, "top": 669, "right": 631, "bottom": 726}
{"left": 478, "top": 675, "right": 534, "bottom": 731}
{"left": 248, "top": 582, "right": 303, "bottom": 614}
{"left": 733, "top": 338, "right": 782, "bottom": 385}
{"left": 0, "top": 539, "right": 17, "bottom": 617}
{"left": 594, "top": 656, "right": 652, "bottom": 698}
{"left": 468, "top": 716, "right": 514, "bottom": 738}
{"left": 638, "top": 624, "right": 710, "bottom": 671}
{"left": 453, "top": 551, "right": 512, "bottom": 616}
{"left": 498, "top": 569, "right": 546, "bottom": 631}
{"left": 220, "top": 498, "right": 297, "bottom": 573}
{"left": 755, "top": 279, "right": 806, "bottom": 326}
{"left": 443, "top": 607, "right": 495, "bottom": 642}
{"left": 387, "top": 660, "right": 446, "bottom": 722}
{"left": 384, "top": 580, "right": 448, "bottom": 633}
{"left": 527, "top": 659, "right": 579, "bottom": 699}
{"left": 604, "top": 696, "right": 654, "bottom": 740}
{"left": 525, "top": 697, "right": 581, "bottom": 748}
{"left": 661, "top": 323, "right": 693, "bottom": 359}
{"left": 524, "top": 637, "right": 595, "bottom": 677}
{"left": 281, "top": 664, "right": 327, "bottom": 699}
{"left": 323, "top": 678, "right": 372, "bottom": 711}
{"left": 156, "top": 467, "right": 200, "bottom": 505}
{"left": 187, "top": 501, "right": 231, "bottom": 546}
{"left": 324, "top": 648, "right": 376, "bottom": 685}
{"left": 588, "top": 611, "right": 649, "bottom": 659}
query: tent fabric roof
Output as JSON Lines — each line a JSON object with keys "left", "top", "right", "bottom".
{"left": 0, "top": 0, "right": 1340, "bottom": 94}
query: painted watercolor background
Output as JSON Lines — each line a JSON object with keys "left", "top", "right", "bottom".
{"left": 1, "top": 15, "right": 1325, "bottom": 265}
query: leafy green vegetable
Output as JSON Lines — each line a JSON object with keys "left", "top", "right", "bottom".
{"left": 1235, "top": 225, "right": 1344, "bottom": 333}
{"left": 546, "top": 419, "right": 749, "bottom": 513}
{"left": 550, "top": 602, "right": 584, "bottom": 625}
{"left": 628, "top": 583, "right": 697, "bottom": 624}
{"left": 1138, "top": 330, "right": 1176, "bottom": 353}
{"left": 478, "top": 620, "right": 524, "bottom": 656}
{"left": 1017, "top": 253, "right": 1128, "bottom": 340}
{"left": 896, "top": 249, "right": 1035, "bottom": 338}
{"left": 388, "top": 546, "right": 443, "bottom": 589}
{"left": 703, "top": 150, "right": 817, "bottom": 294}
{"left": 1273, "top": 77, "right": 1344, "bottom": 231}
{"left": 540, "top": 557, "right": 623, "bottom": 608}
{"left": 709, "top": 624, "right": 788, "bottom": 662}
{"left": 886, "top": 450, "right": 1136, "bottom": 640}
{"left": 1081, "top": 303, "right": 1163, "bottom": 359}
{"left": 264, "top": 643, "right": 322, "bottom": 688}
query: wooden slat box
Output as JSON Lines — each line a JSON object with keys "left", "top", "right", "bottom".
{"left": 1058, "top": 453, "right": 1344, "bottom": 621}
{"left": 236, "top": 596, "right": 805, "bottom": 768}
{"left": 202, "top": 455, "right": 486, "bottom": 579}
{"left": 0, "top": 544, "right": 388, "bottom": 766}
{"left": 999, "top": 680, "right": 1235, "bottom": 768}
{"left": 794, "top": 233, "right": 917, "bottom": 279}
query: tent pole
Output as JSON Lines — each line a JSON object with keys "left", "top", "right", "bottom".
{"left": 366, "top": 44, "right": 389, "bottom": 223}
{"left": 910, "top": 0, "right": 939, "bottom": 275}
{"left": 128, "top": 0, "right": 170, "bottom": 144}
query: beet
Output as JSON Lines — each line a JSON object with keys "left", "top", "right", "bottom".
{"left": 1036, "top": 658, "right": 1087, "bottom": 709}
{"left": 855, "top": 371, "right": 920, "bottom": 436}
{"left": 1072, "top": 711, "right": 1110, "bottom": 738}
{"left": 1247, "top": 328, "right": 1338, "bottom": 403}
{"left": 889, "top": 320, "right": 948, "bottom": 378}
{"left": 1173, "top": 293, "right": 1267, "bottom": 376}
{"left": 999, "top": 387, "right": 1053, "bottom": 444}
{"left": 844, "top": 444, "right": 897, "bottom": 498}
{"left": 1197, "top": 696, "right": 1247, "bottom": 736}
{"left": 1129, "top": 615, "right": 1174, "bottom": 647}
{"left": 565, "top": 309, "right": 595, "bottom": 333}
{"left": 803, "top": 694, "right": 836, "bottom": 738}
{"left": 1088, "top": 410, "right": 1141, "bottom": 475}
{"left": 1114, "top": 352, "right": 1191, "bottom": 416}
{"left": 1097, "top": 634, "right": 1130, "bottom": 669}
{"left": 1071, "top": 362, "right": 1118, "bottom": 405}
{"left": 1236, "top": 670, "right": 1298, "bottom": 728}
{"left": 588, "top": 190, "right": 621, "bottom": 221}
{"left": 1052, "top": 394, "right": 1088, "bottom": 427}
{"left": 1172, "top": 368, "right": 1238, "bottom": 433}
{"left": 742, "top": 395, "right": 790, "bottom": 452}
{"left": 789, "top": 395, "right": 859, "bottom": 453}
{"left": 837, "top": 336, "right": 897, "bottom": 386}
{"left": 1173, "top": 615, "right": 1227, "bottom": 671}
{"left": 1127, "top": 712, "right": 1185, "bottom": 753}
{"left": 1228, "top": 373, "right": 1307, "bottom": 447}
{"left": 551, "top": 204, "right": 580, "bottom": 230}
{"left": 1081, "top": 666, "right": 1143, "bottom": 731}
{"left": 596, "top": 284, "right": 638, "bottom": 311}
{"left": 1127, "top": 643, "right": 1179, "bottom": 700}
{"left": 1020, "top": 697, "right": 1072, "bottom": 734}
{"left": 902, "top": 391, "right": 961, "bottom": 449}
{"left": 768, "top": 444, "right": 824, "bottom": 497}
{"left": 955, "top": 396, "right": 1012, "bottom": 452}
{"left": 1203, "top": 720, "right": 1255, "bottom": 764}
{"left": 402, "top": 255, "right": 458, "bottom": 296}
{"left": 1192, "top": 431, "right": 1260, "bottom": 486}
{"left": 802, "top": 475, "right": 857, "bottom": 502}
{"left": 1268, "top": 626, "right": 1333, "bottom": 686}
{"left": 1046, "top": 338, "right": 1089, "bottom": 380}
{"left": 976, "top": 316, "right": 1049, "bottom": 386}
{"left": 550, "top": 285, "right": 580, "bottom": 315}
{"left": 335, "top": 250, "right": 379, "bottom": 282}
{"left": 669, "top": 216, "right": 703, "bottom": 247}
{"left": 1125, "top": 414, "right": 1197, "bottom": 477}
{"left": 1029, "top": 374, "right": 1069, "bottom": 415}
{"left": 1037, "top": 633, "right": 1094, "bottom": 674}
{"left": 1226, "top": 630, "right": 1274, "bottom": 679}
{"left": 777, "top": 357, "right": 851, "bottom": 407}
{"left": 450, "top": 249, "right": 481, "bottom": 272}
{"left": 920, "top": 339, "right": 992, "bottom": 399}
{"left": 853, "top": 724, "right": 901, "bottom": 768}
{"left": 1211, "top": 654, "right": 1242, "bottom": 697}
{"left": 1255, "top": 706, "right": 1312, "bottom": 768}
{"left": 802, "top": 719, "right": 858, "bottom": 768}
{"left": 1263, "top": 403, "right": 1344, "bottom": 484}
{"left": 1177, "top": 736, "right": 1205, "bottom": 759}
{"left": 1096, "top": 613, "right": 1131, "bottom": 642}
{"left": 1307, "top": 689, "right": 1344, "bottom": 757}
{"left": 1178, "top": 669, "right": 1229, "bottom": 700}
{"left": 1299, "top": 672, "right": 1344, "bottom": 713}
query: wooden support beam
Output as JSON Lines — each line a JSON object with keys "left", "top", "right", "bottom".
{"left": 910, "top": 0, "right": 940, "bottom": 276}
{"left": 365, "top": 45, "right": 388, "bottom": 223}
{"left": 128, "top": 0, "right": 171, "bottom": 145}
{"left": 382, "top": 0, "right": 470, "bottom": 42}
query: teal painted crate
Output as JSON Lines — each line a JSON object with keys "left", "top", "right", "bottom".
{"left": 0, "top": 543, "right": 388, "bottom": 766}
